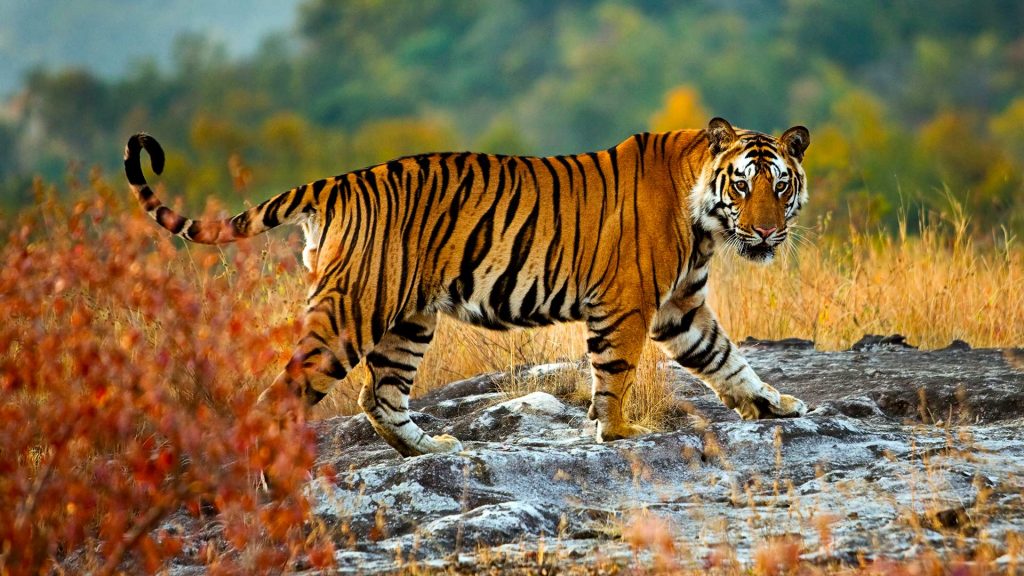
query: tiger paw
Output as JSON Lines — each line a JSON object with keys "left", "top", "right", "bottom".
{"left": 733, "top": 391, "right": 807, "bottom": 420}
{"left": 419, "top": 434, "right": 464, "bottom": 455}
{"left": 595, "top": 421, "right": 652, "bottom": 443}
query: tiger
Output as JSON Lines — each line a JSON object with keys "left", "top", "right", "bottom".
{"left": 124, "top": 117, "right": 810, "bottom": 457}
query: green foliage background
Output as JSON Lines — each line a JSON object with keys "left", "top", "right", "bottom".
{"left": 2, "top": 0, "right": 1023, "bottom": 234}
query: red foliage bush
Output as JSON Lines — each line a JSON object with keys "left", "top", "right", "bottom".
{"left": 0, "top": 175, "right": 333, "bottom": 574}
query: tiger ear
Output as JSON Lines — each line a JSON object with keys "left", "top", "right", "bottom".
{"left": 780, "top": 125, "right": 810, "bottom": 161}
{"left": 707, "top": 117, "right": 737, "bottom": 156}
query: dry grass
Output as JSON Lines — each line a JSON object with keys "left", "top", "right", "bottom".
{"left": 711, "top": 213, "right": 1023, "bottom": 350}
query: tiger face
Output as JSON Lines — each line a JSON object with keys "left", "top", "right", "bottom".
{"left": 695, "top": 117, "right": 810, "bottom": 263}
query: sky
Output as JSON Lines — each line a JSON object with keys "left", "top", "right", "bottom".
{"left": 0, "top": 0, "right": 302, "bottom": 96}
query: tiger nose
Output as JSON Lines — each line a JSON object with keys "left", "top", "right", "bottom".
{"left": 753, "top": 226, "right": 777, "bottom": 239}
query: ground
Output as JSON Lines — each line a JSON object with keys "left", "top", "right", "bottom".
{"left": 167, "top": 336, "right": 1024, "bottom": 574}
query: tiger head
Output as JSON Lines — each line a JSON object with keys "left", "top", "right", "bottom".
{"left": 693, "top": 117, "right": 810, "bottom": 263}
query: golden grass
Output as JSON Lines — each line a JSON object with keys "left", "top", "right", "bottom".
{"left": 711, "top": 217, "right": 1023, "bottom": 350}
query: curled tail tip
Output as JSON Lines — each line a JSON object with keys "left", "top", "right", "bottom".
{"left": 124, "top": 133, "right": 165, "bottom": 183}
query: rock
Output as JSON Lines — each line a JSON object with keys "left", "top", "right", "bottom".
{"left": 168, "top": 340, "right": 1024, "bottom": 573}
{"left": 850, "top": 334, "right": 917, "bottom": 351}
{"left": 939, "top": 339, "right": 972, "bottom": 352}
{"left": 739, "top": 336, "right": 815, "bottom": 350}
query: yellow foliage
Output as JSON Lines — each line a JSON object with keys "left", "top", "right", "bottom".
{"left": 919, "top": 111, "right": 972, "bottom": 156}
{"left": 476, "top": 118, "right": 530, "bottom": 155}
{"left": 351, "top": 117, "right": 457, "bottom": 167}
{"left": 190, "top": 114, "right": 247, "bottom": 155}
{"left": 918, "top": 111, "right": 1019, "bottom": 204}
{"left": 990, "top": 97, "right": 1024, "bottom": 157}
{"left": 802, "top": 125, "right": 850, "bottom": 176}
{"left": 831, "top": 89, "right": 890, "bottom": 152}
{"left": 649, "top": 86, "right": 709, "bottom": 132}
{"left": 261, "top": 112, "right": 311, "bottom": 154}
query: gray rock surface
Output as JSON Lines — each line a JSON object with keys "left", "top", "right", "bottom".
{"left": 297, "top": 337, "right": 1024, "bottom": 572}
{"left": 156, "top": 338, "right": 1024, "bottom": 573}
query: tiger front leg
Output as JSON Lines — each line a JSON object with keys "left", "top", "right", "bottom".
{"left": 586, "top": 311, "right": 652, "bottom": 442}
{"left": 651, "top": 299, "right": 807, "bottom": 420}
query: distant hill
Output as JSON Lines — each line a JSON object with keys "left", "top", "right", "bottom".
{"left": 0, "top": 0, "right": 301, "bottom": 96}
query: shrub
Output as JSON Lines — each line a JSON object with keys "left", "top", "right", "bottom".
{"left": 0, "top": 175, "right": 331, "bottom": 574}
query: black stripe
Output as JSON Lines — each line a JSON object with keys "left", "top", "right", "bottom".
{"left": 374, "top": 396, "right": 402, "bottom": 413}
{"left": 683, "top": 274, "right": 708, "bottom": 297}
{"left": 456, "top": 163, "right": 493, "bottom": 300}
{"left": 705, "top": 345, "right": 732, "bottom": 375}
{"left": 586, "top": 335, "right": 611, "bottom": 354}
{"left": 488, "top": 179, "right": 539, "bottom": 314}
{"left": 651, "top": 305, "right": 700, "bottom": 342}
{"left": 394, "top": 347, "right": 425, "bottom": 358}
{"left": 390, "top": 321, "right": 433, "bottom": 344}
{"left": 136, "top": 185, "right": 156, "bottom": 205}
{"left": 633, "top": 132, "right": 647, "bottom": 174}
{"left": 520, "top": 281, "right": 538, "bottom": 320}
{"left": 378, "top": 375, "right": 413, "bottom": 394}
{"left": 677, "top": 325, "right": 720, "bottom": 369}
{"left": 305, "top": 331, "right": 330, "bottom": 347}
{"left": 539, "top": 157, "right": 562, "bottom": 297}
{"left": 588, "top": 313, "right": 630, "bottom": 339}
{"left": 284, "top": 184, "right": 308, "bottom": 216}
{"left": 581, "top": 152, "right": 608, "bottom": 289}
{"left": 303, "top": 385, "right": 327, "bottom": 405}
{"left": 323, "top": 297, "right": 340, "bottom": 337}
{"left": 263, "top": 189, "right": 296, "bottom": 228}
{"left": 366, "top": 352, "right": 416, "bottom": 373}
{"left": 343, "top": 343, "right": 361, "bottom": 369}
{"left": 155, "top": 206, "right": 185, "bottom": 234}
{"left": 674, "top": 328, "right": 706, "bottom": 361}
{"left": 322, "top": 354, "right": 347, "bottom": 380}
{"left": 546, "top": 280, "right": 569, "bottom": 320}
{"left": 501, "top": 160, "right": 521, "bottom": 233}
{"left": 723, "top": 365, "right": 745, "bottom": 382}
{"left": 592, "top": 359, "right": 633, "bottom": 375}
{"left": 230, "top": 213, "right": 250, "bottom": 237}
{"left": 607, "top": 146, "right": 619, "bottom": 202}
{"left": 370, "top": 178, "right": 391, "bottom": 347}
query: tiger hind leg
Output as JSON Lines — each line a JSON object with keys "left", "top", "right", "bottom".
{"left": 586, "top": 310, "right": 652, "bottom": 442}
{"left": 259, "top": 320, "right": 356, "bottom": 408}
{"left": 358, "top": 314, "right": 462, "bottom": 457}
{"left": 255, "top": 311, "right": 358, "bottom": 490}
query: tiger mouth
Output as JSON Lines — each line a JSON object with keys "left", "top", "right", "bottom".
{"left": 737, "top": 242, "right": 776, "bottom": 262}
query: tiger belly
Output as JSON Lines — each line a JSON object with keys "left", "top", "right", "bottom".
{"left": 446, "top": 276, "right": 586, "bottom": 330}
